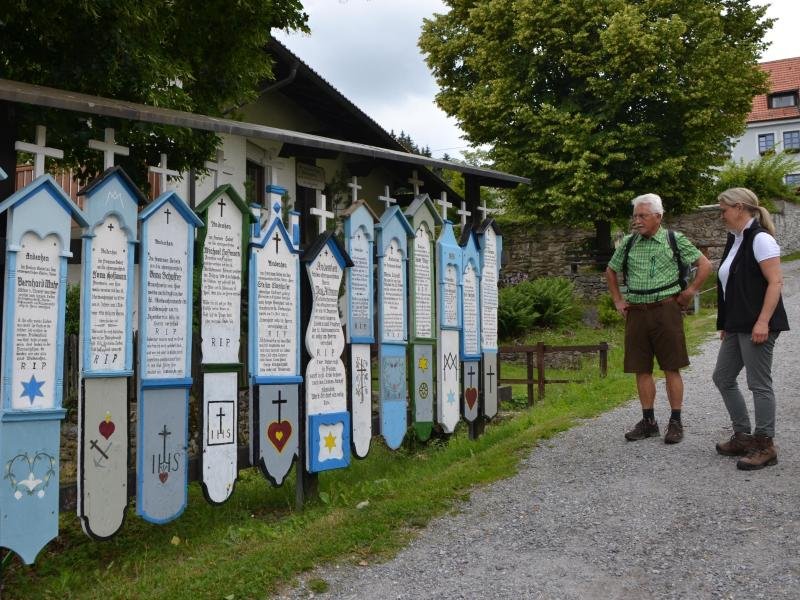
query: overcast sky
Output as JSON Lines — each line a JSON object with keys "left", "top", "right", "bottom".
{"left": 275, "top": 0, "right": 800, "bottom": 160}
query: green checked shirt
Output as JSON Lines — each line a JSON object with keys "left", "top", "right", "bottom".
{"left": 607, "top": 227, "right": 701, "bottom": 304}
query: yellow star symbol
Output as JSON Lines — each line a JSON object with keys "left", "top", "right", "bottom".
{"left": 418, "top": 356, "right": 429, "bottom": 372}
{"left": 323, "top": 431, "right": 337, "bottom": 452}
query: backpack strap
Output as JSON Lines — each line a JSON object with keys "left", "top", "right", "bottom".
{"left": 621, "top": 233, "right": 638, "bottom": 286}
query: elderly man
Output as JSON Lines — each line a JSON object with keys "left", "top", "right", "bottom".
{"left": 606, "top": 193, "right": 712, "bottom": 444}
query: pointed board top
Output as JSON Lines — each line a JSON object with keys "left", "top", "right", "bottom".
{"left": 0, "top": 167, "right": 7, "bottom": 181}
{"left": 405, "top": 193, "right": 444, "bottom": 226}
{"left": 437, "top": 219, "right": 460, "bottom": 249}
{"left": 139, "top": 190, "right": 203, "bottom": 228}
{"left": 0, "top": 173, "right": 88, "bottom": 227}
{"left": 475, "top": 217, "right": 502, "bottom": 237}
{"left": 302, "top": 230, "right": 353, "bottom": 269}
{"left": 78, "top": 165, "right": 148, "bottom": 206}
{"left": 254, "top": 213, "right": 298, "bottom": 255}
{"left": 340, "top": 198, "right": 379, "bottom": 223}
{"left": 377, "top": 204, "right": 415, "bottom": 238}
{"left": 194, "top": 183, "right": 255, "bottom": 223}
{"left": 459, "top": 223, "right": 481, "bottom": 251}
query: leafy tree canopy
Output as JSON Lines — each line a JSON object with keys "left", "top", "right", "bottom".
{"left": 0, "top": 0, "right": 308, "bottom": 187}
{"left": 714, "top": 152, "right": 799, "bottom": 206}
{"left": 420, "top": 0, "right": 772, "bottom": 226}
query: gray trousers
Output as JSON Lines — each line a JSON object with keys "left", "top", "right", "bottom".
{"left": 712, "top": 332, "right": 779, "bottom": 437}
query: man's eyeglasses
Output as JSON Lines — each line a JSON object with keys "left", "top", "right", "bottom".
{"left": 632, "top": 213, "right": 656, "bottom": 220}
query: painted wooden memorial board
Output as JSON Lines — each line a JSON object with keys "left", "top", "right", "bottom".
{"left": 405, "top": 195, "right": 442, "bottom": 441}
{"left": 342, "top": 200, "right": 378, "bottom": 458}
{"left": 248, "top": 188, "right": 302, "bottom": 485}
{"left": 436, "top": 198, "right": 463, "bottom": 434}
{"left": 376, "top": 205, "right": 414, "bottom": 450}
{"left": 460, "top": 226, "right": 482, "bottom": 422}
{"left": 137, "top": 191, "right": 203, "bottom": 523}
{"left": 195, "top": 183, "right": 253, "bottom": 503}
{"left": 0, "top": 174, "right": 88, "bottom": 564}
{"left": 77, "top": 166, "right": 144, "bottom": 539}
{"left": 302, "top": 231, "right": 352, "bottom": 472}
{"left": 477, "top": 219, "right": 502, "bottom": 418}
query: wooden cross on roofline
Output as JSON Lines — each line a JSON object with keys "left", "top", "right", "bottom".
{"left": 204, "top": 149, "right": 234, "bottom": 188}
{"left": 378, "top": 185, "right": 397, "bottom": 212}
{"left": 457, "top": 200, "right": 472, "bottom": 229}
{"left": 476, "top": 196, "right": 499, "bottom": 221}
{"left": 408, "top": 170, "right": 424, "bottom": 196}
{"left": 347, "top": 176, "right": 362, "bottom": 205}
{"left": 88, "top": 128, "right": 129, "bottom": 170}
{"left": 148, "top": 153, "right": 180, "bottom": 192}
{"left": 15, "top": 125, "right": 64, "bottom": 178}
{"left": 437, "top": 191, "right": 452, "bottom": 221}
{"left": 309, "top": 193, "right": 334, "bottom": 234}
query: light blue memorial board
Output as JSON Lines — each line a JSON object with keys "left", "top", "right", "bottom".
{"left": 436, "top": 218, "right": 463, "bottom": 434}
{"left": 342, "top": 200, "right": 378, "bottom": 458}
{"left": 0, "top": 174, "right": 88, "bottom": 564}
{"left": 405, "top": 195, "right": 442, "bottom": 441}
{"left": 477, "top": 219, "right": 503, "bottom": 419}
{"left": 459, "top": 226, "right": 482, "bottom": 422}
{"left": 137, "top": 191, "right": 203, "bottom": 524}
{"left": 248, "top": 188, "right": 302, "bottom": 486}
{"left": 302, "top": 231, "right": 353, "bottom": 473}
{"left": 77, "top": 166, "right": 145, "bottom": 539}
{"left": 376, "top": 205, "right": 414, "bottom": 450}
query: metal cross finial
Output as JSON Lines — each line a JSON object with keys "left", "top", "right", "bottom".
{"left": 309, "top": 193, "right": 334, "bottom": 234}
{"left": 148, "top": 153, "right": 179, "bottom": 192}
{"left": 347, "top": 176, "right": 362, "bottom": 205}
{"left": 15, "top": 125, "right": 64, "bottom": 178}
{"left": 204, "top": 149, "right": 234, "bottom": 188}
{"left": 437, "top": 191, "right": 452, "bottom": 221}
{"left": 378, "top": 185, "right": 397, "bottom": 212}
{"left": 88, "top": 128, "right": 129, "bottom": 170}
{"left": 408, "top": 170, "right": 424, "bottom": 196}
{"left": 457, "top": 200, "right": 472, "bottom": 229}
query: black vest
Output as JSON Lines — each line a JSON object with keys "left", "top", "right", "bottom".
{"left": 716, "top": 222, "right": 789, "bottom": 333}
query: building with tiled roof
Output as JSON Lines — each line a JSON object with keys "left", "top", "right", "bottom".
{"left": 730, "top": 57, "right": 800, "bottom": 188}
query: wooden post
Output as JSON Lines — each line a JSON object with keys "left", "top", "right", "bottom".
{"left": 536, "top": 342, "right": 546, "bottom": 401}
{"left": 526, "top": 350, "right": 534, "bottom": 407}
{"left": 599, "top": 342, "right": 608, "bottom": 377}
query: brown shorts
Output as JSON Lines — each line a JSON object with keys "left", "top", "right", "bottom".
{"left": 624, "top": 297, "right": 689, "bottom": 373}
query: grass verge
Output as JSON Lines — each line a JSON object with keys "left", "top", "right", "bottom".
{"left": 1, "top": 310, "right": 717, "bottom": 600}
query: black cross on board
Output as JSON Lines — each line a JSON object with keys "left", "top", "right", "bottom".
{"left": 356, "top": 358, "right": 369, "bottom": 394}
{"left": 90, "top": 439, "right": 109, "bottom": 460}
{"left": 107, "top": 222, "right": 115, "bottom": 232}
{"left": 323, "top": 248, "right": 330, "bottom": 258}
{"left": 216, "top": 406, "right": 226, "bottom": 435}
{"left": 273, "top": 232, "right": 281, "bottom": 253}
{"left": 159, "top": 424, "right": 172, "bottom": 456}
{"left": 164, "top": 208, "right": 172, "bottom": 224}
{"left": 217, "top": 197, "right": 227, "bottom": 217}
{"left": 467, "top": 365, "right": 476, "bottom": 387}
{"left": 487, "top": 364, "right": 495, "bottom": 392}
{"left": 272, "top": 389, "right": 287, "bottom": 422}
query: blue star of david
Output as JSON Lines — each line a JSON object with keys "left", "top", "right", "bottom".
{"left": 273, "top": 202, "right": 281, "bottom": 214}
{"left": 447, "top": 390, "right": 456, "bottom": 405}
{"left": 20, "top": 375, "right": 45, "bottom": 404}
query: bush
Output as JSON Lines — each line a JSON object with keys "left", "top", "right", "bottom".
{"left": 597, "top": 293, "right": 623, "bottom": 327}
{"left": 714, "top": 153, "right": 798, "bottom": 207}
{"left": 499, "top": 277, "right": 578, "bottom": 338}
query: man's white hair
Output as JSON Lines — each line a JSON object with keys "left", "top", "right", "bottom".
{"left": 632, "top": 193, "right": 664, "bottom": 215}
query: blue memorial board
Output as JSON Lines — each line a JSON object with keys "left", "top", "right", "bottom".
{"left": 77, "top": 166, "right": 145, "bottom": 539}
{"left": 376, "top": 205, "right": 414, "bottom": 450}
{"left": 248, "top": 188, "right": 302, "bottom": 486}
{"left": 459, "top": 226, "right": 482, "bottom": 422}
{"left": 0, "top": 174, "right": 88, "bottom": 564}
{"left": 137, "top": 190, "right": 203, "bottom": 524}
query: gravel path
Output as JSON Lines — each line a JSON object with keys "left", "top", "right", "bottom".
{"left": 279, "top": 263, "right": 800, "bottom": 600}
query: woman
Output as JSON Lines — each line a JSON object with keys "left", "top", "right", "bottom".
{"left": 712, "top": 187, "right": 789, "bottom": 470}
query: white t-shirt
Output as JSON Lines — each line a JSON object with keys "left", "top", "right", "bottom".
{"left": 718, "top": 218, "right": 780, "bottom": 299}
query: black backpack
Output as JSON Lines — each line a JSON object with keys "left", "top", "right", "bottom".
{"left": 621, "top": 230, "right": 690, "bottom": 295}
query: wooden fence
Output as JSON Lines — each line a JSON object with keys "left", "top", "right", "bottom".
{"left": 497, "top": 342, "right": 608, "bottom": 405}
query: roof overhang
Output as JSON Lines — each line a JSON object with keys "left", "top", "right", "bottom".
{"left": 0, "top": 78, "right": 530, "bottom": 188}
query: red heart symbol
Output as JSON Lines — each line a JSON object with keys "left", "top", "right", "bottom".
{"left": 465, "top": 387, "right": 478, "bottom": 409}
{"left": 267, "top": 421, "right": 293, "bottom": 453}
{"left": 159, "top": 471, "right": 168, "bottom": 483}
{"left": 99, "top": 419, "right": 115, "bottom": 440}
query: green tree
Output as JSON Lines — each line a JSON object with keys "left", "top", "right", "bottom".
{"left": 420, "top": 0, "right": 772, "bottom": 227}
{"left": 0, "top": 1, "right": 308, "bottom": 190}
{"left": 714, "top": 152, "right": 799, "bottom": 204}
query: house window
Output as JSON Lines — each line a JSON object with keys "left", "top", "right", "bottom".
{"left": 786, "top": 173, "right": 800, "bottom": 187}
{"left": 758, "top": 133, "right": 775, "bottom": 155}
{"left": 245, "top": 160, "right": 265, "bottom": 206}
{"left": 783, "top": 130, "right": 800, "bottom": 152}
{"left": 768, "top": 92, "right": 798, "bottom": 109}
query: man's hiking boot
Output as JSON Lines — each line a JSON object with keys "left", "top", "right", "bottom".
{"left": 736, "top": 435, "right": 778, "bottom": 471}
{"left": 716, "top": 432, "right": 754, "bottom": 456}
{"left": 625, "top": 418, "right": 659, "bottom": 441}
{"left": 664, "top": 419, "right": 683, "bottom": 444}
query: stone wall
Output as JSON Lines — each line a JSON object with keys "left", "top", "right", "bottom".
{"left": 500, "top": 200, "right": 800, "bottom": 298}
